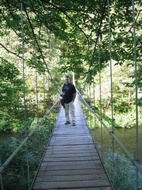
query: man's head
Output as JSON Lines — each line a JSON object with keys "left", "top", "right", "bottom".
{"left": 65, "top": 75, "right": 71, "bottom": 83}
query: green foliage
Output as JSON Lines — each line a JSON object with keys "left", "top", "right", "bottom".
{"left": 0, "top": 137, "right": 39, "bottom": 190}
{"left": 104, "top": 152, "right": 142, "bottom": 190}
{"left": 0, "top": 1, "right": 141, "bottom": 189}
{"left": 80, "top": 59, "right": 142, "bottom": 129}
{"left": 0, "top": 117, "right": 55, "bottom": 190}
{"left": 114, "top": 110, "right": 142, "bottom": 128}
{"left": 0, "top": 59, "right": 23, "bottom": 107}
{"left": 0, "top": 58, "right": 25, "bottom": 131}
{"left": 1, "top": 0, "right": 141, "bottom": 79}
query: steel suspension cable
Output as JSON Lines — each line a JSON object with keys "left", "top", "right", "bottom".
{"left": 20, "top": 1, "right": 30, "bottom": 189}
{"left": 86, "top": 84, "right": 91, "bottom": 127}
{"left": 132, "top": 0, "right": 139, "bottom": 188}
{"left": 34, "top": 39, "right": 39, "bottom": 119}
{"left": 35, "top": 69, "right": 38, "bottom": 118}
{"left": 89, "top": 84, "right": 92, "bottom": 128}
{"left": 98, "top": 39, "right": 104, "bottom": 161}
{"left": 93, "top": 76, "right": 97, "bottom": 141}
{"left": 87, "top": 84, "right": 90, "bottom": 126}
{"left": 23, "top": 3, "right": 53, "bottom": 82}
{"left": 107, "top": 0, "right": 115, "bottom": 183}
{"left": 90, "top": 84, "right": 93, "bottom": 128}
{"left": 77, "top": 89, "right": 142, "bottom": 174}
{"left": 107, "top": 0, "right": 114, "bottom": 137}
{"left": 88, "top": 0, "right": 107, "bottom": 73}
{"left": 0, "top": 3, "right": 61, "bottom": 188}
{"left": 43, "top": 75, "right": 46, "bottom": 114}
{"left": 93, "top": 62, "right": 96, "bottom": 131}
{"left": 0, "top": 98, "right": 60, "bottom": 175}
{"left": 20, "top": 0, "right": 27, "bottom": 124}
{"left": 34, "top": 38, "right": 42, "bottom": 162}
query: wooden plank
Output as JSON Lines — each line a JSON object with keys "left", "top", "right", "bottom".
{"left": 36, "top": 174, "right": 109, "bottom": 182}
{"left": 46, "top": 188, "right": 112, "bottom": 190}
{"left": 39, "top": 188, "right": 112, "bottom": 190}
{"left": 43, "top": 155, "right": 100, "bottom": 162}
{"left": 46, "top": 144, "right": 96, "bottom": 149}
{"left": 34, "top": 188, "right": 112, "bottom": 190}
{"left": 40, "top": 162, "right": 103, "bottom": 171}
{"left": 33, "top": 180, "right": 111, "bottom": 189}
{"left": 32, "top": 98, "right": 113, "bottom": 190}
{"left": 36, "top": 169, "right": 107, "bottom": 176}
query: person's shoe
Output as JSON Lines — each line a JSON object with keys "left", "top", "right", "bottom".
{"left": 72, "top": 123, "right": 76, "bottom": 126}
{"left": 65, "top": 121, "right": 71, "bottom": 125}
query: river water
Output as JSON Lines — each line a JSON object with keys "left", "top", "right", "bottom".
{"left": 91, "top": 127, "right": 142, "bottom": 164}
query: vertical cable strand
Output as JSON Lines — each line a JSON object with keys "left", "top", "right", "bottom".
{"left": 20, "top": 0, "right": 27, "bottom": 124}
{"left": 93, "top": 54, "right": 97, "bottom": 140}
{"left": 98, "top": 40, "right": 103, "bottom": 161}
{"left": 107, "top": 0, "right": 115, "bottom": 184}
{"left": 132, "top": 0, "right": 138, "bottom": 189}
{"left": 43, "top": 75, "right": 46, "bottom": 114}
{"left": 20, "top": 1, "right": 30, "bottom": 189}
{"left": 35, "top": 45, "right": 39, "bottom": 119}
{"left": 107, "top": 0, "right": 114, "bottom": 132}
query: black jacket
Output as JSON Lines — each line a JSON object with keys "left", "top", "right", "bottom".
{"left": 62, "top": 83, "right": 76, "bottom": 103}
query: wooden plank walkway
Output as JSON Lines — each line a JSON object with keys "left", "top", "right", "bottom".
{"left": 32, "top": 97, "right": 113, "bottom": 190}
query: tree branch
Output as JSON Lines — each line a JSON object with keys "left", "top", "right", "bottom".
{"left": 87, "top": 0, "right": 107, "bottom": 75}
{"left": 0, "top": 43, "right": 22, "bottom": 59}
{"left": 41, "top": 0, "right": 90, "bottom": 48}
{"left": 23, "top": 2, "right": 53, "bottom": 81}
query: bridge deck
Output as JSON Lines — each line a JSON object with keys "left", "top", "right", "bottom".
{"left": 32, "top": 99, "right": 113, "bottom": 190}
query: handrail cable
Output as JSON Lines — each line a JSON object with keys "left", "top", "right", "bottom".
{"left": 0, "top": 98, "right": 60, "bottom": 175}
{"left": 77, "top": 89, "right": 142, "bottom": 174}
{"left": 132, "top": 0, "right": 139, "bottom": 188}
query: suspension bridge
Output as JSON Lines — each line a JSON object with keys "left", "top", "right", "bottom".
{"left": 0, "top": 91, "right": 142, "bottom": 190}
{"left": 0, "top": 0, "right": 141, "bottom": 189}
{"left": 31, "top": 96, "right": 112, "bottom": 190}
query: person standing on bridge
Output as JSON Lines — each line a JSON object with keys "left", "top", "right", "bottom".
{"left": 62, "top": 75, "right": 76, "bottom": 126}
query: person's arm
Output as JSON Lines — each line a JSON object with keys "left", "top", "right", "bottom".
{"left": 61, "top": 84, "right": 65, "bottom": 96}
{"left": 73, "top": 92, "right": 76, "bottom": 102}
